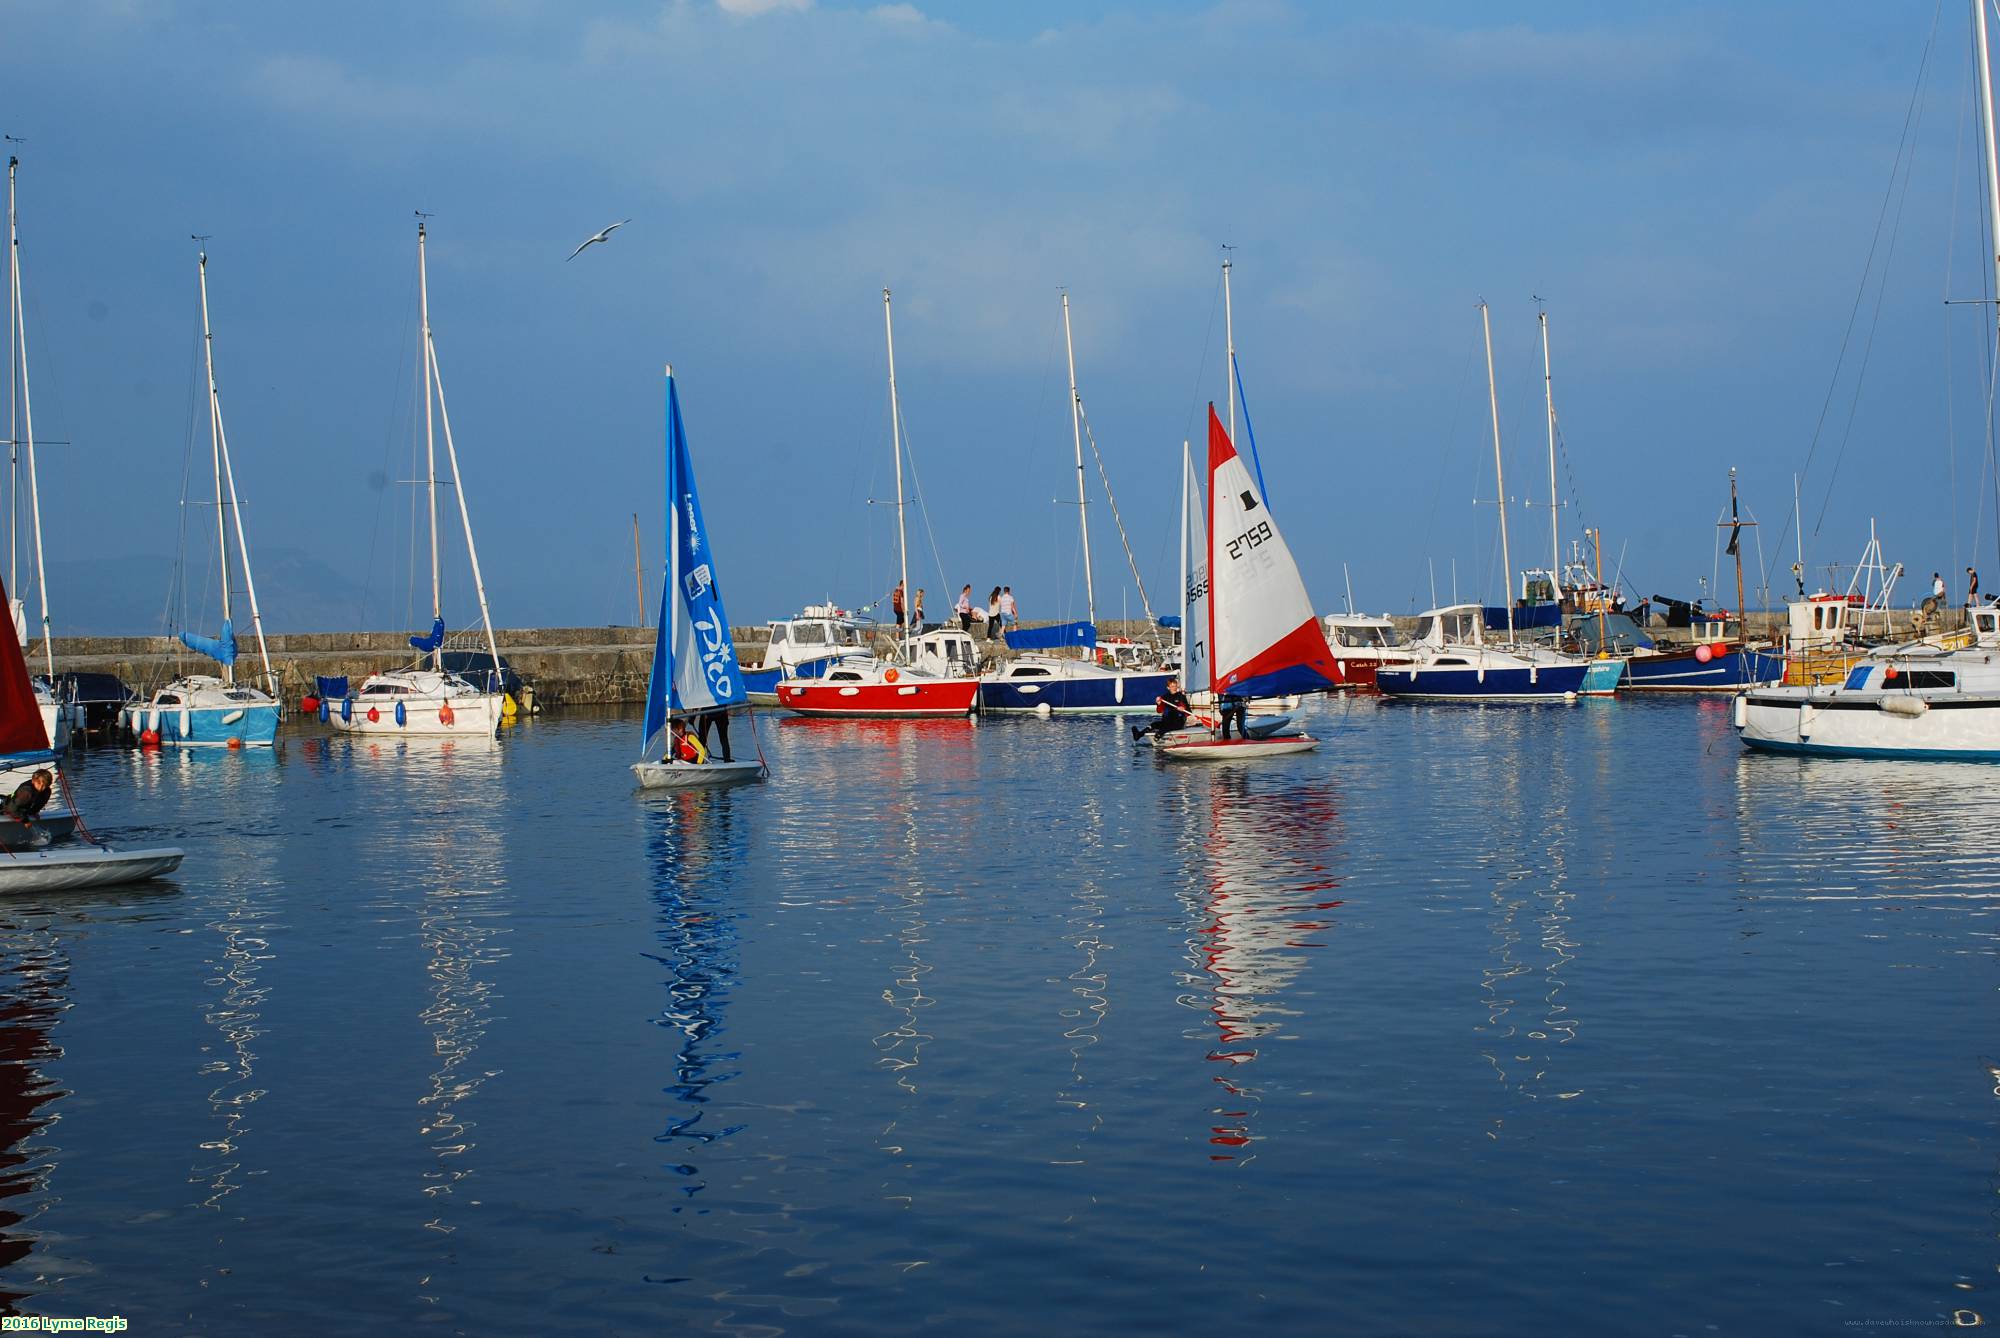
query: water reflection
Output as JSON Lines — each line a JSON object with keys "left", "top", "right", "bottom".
{"left": 1056, "top": 784, "right": 1110, "bottom": 1149}
{"left": 642, "top": 789, "right": 749, "bottom": 1203}
{"left": 1171, "top": 769, "right": 1343, "bottom": 1163}
{"left": 0, "top": 930, "right": 66, "bottom": 1309}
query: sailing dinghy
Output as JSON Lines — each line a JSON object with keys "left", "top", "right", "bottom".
{"left": 0, "top": 572, "right": 182, "bottom": 890}
{"left": 633, "top": 368, "right": 765, "bottom": 789}
{"left": 1157, "top": 406, "right": 1337, "bottom": 761}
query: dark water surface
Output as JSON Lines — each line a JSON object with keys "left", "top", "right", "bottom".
{"left": 0, "top": 694, "right": 1994, "bottom": 1334}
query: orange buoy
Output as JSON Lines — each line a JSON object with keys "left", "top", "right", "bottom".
{"left": 139, "top": 729, "right": 160, "bottom": 748}
{"left": 226, "top": 737, "right": 243, "bottom": 750}
{"left": 367, "top": 706, "right": 380, "bottom": 723}
{"left": 439, "top": 702, "right": 456, "bottom": 726}
{"left": 885, "top": 668, "right": 900, "bottom": 683}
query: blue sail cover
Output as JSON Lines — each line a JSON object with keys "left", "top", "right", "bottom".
{"left": 643, "top": 372, "right": 748, "bottom": 754}
{"left": 1005, "top": 620, "right": 1095, "bottom": 651}
{"left": 178, "top": 617, "right": 237, "bottom": 667}
{"left": 408, "top": 617, "right": 446, "bottom": 654}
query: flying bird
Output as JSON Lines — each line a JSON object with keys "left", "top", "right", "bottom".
{"left": 566, "top": 219, "right": 630, "bottom": 262}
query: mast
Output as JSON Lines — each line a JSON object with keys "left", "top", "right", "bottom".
{"left": 1792, "top": 473, "right": 1805, "bottom": 596}
{"left": 1062, "top": 291, "right": 1096, "bottom": 626}
{"left": 196, "top": 246, "right": 233, "bottom": 683}
{"left": 1178, "top": 440, "right": 1190, "bottom": 682}
{"left": 1729, "top": 467, "right": 1747, "bottom": 641}
{"left": 5, "top": 156, "right": 15, "bottom": 601}
{"left": 10, "top": 160, "right": 49, "bottom": 680}
{"left": 883, "top": 288, "right": 910, "bottom": 659}
{"left": 632, "top": 512, "right": 646, "bottom": 629}
{"left": 1539, "top": 307, "right": 1560, "bottom": 585}
{"left": 1480, "top": 302, "right": 1515, "bottom": 643}
{"left": 1977, "top": 0, "right": 2000, "bottom": 574}
{"left": 665, "top": 367, "right": 678, "bottom": 719}
{"left": 417, "top": 218, "right": 441, "bottom": 670}
{"left": 425, "top": 326, "right": 505, "bottom": 697}
{"left": 199, "top": 250, "right": 277, "bottom": 697}
{"left": 1222, "top": 254, "right": 1237, "bottom": 448}
{"left": 1591, "top": 527, "right": 1609, "bottom": 654}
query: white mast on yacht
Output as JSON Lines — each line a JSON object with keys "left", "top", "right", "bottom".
{"left": 1178, "top": 439, "right": 1191, "bottom": 682}
{"left": 1977, "top": 0, "right": 2000, "bottom": 574}
{"left": 1222, "top": 252, "right": 1237, "bottom": 447}
{"left": 194, "top": 246, "right": 277, "bottom": 697}
{"left": 883, "top": 288, "right": 911, "bottom": 659}
{"left": 1539, "top": 307, "right": 1561, "bottom": 586}
{"left": 1480, "top": 302, "right": 1515, "bottom": 644}
{"left": 418, "top": 218, "right": 442, "bottom": 672}
{"left": 417, "top": 219, "right": 504, "bottom": 693}
{"left": 7, "top": 156, "right": 51, "bottom": 679}
{"left": 1062, "top": 291, "right": 1096, "bottom": 626}
{"left": 6, "top": 156, "right": 16, "bottom": 611}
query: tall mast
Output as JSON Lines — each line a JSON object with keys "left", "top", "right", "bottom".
{"left": 196, "top": 247, "right": 233, "bottom": 683}
{"left": 632, "top": 512, "right": 646, "bottom": 629}
{"left": 10, "top": 161, "right": 49, "bottom": 680}
{"left": 1178, "top": 440, "right": 1190, "bottom": 682}
{"left": 1730, "top": 467, "right": 1747, "bottom": 640}
{"left": 883, "top": 288, "right": 911, "bottom": 659}
{"left": 1480, "top": 302, "right": 1515, "bottom": 643}
{"left": 200, "top": 249, "right": 276, "bottom": 697}
{"left": 1591, "top": 527, "right": 1609, "bottom": 654}
{"left": 417, "top": 218, "right": 441, "bottom": 670}
{"left": 1222, "top": 253, "right": 1237, "bottom": 448}
{"left": 1976, "top": 0, "right": 2000, "bottom": 574}
{"left": 1539, "top": 307, "right": 1560, "bottom": 584}
{"left": 6, "top": 157, "right": 15, "bottom": 601}
{"left": 1062, "top": 291, "right": 1096, "bottom": 626}
{"left": 665, "top": 368, "right": 679, "bottom": 718}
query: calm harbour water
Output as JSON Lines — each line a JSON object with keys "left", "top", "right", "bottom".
{"left": 0, "top": 694, "right": 1993, "bottom": 1334}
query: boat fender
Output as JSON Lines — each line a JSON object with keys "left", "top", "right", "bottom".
{"left": 226, "top": 737, "right": 243, "bottom": 750}
{"left": 1880, "top": 695, "right": 1929, "bottom": 718}
{"left": 1034, "top": 701, "right": 1052, "bottom": 718}
{"left": 394, "top": 701, "right": 407, "bottom": 727}
{"left": 439, "top": 701, "right": 456, "bottom": 726}
{"left": 146, "top": 708, "right": 160, "bottom": 733}
{"left": 341, "top": 697, "right": 353, "bottom": 723}
{"left": 367, "top": 706, "right": 380, "bottom": 723}
{"left": 301, "top": 695, "right": 320, "bottom": 715}
{"left": 1694, "top": 644, "right": 1713, "bottom": 664}
{"left": 318, "top": 698, "right": 330, "bottom": 724}
{"left": 220, "top": 709, "right": 244, "bottom": 726}
{"left": 178, "top": 706, "right": 192, "bottom": 738}
{"left": 1733, "top": 695, "right": 1748, "bottom": 729}
{"left": 139, "top": 729, "right": 160, "bottom": 748}
{"left": 885, "top": 668, "right": 900, "bottom": 683}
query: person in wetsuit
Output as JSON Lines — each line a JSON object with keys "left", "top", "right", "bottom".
{"left": 1217, "top": 692, "right": 1249, "bottom": 740}
{"left": 1132, "top": 677, "right": 1193, "bottom": 741}
{"left": 695, "top": 706, "right": 733, "bottom": 763}
{"left": 2, "top": 771, "right": 51, "bottom": 827}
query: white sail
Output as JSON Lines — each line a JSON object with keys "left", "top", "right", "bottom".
{"left": 1182, "top": 441, "right": 1210, "bottom": 694}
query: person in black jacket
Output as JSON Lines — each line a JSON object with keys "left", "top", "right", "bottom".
{"left": 1133, "top": 678, "right": 1193, "bottom": 741}
{"left": 2, "top": 770, "right": 51, "bottom": 827}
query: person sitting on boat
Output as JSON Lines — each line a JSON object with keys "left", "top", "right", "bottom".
{"left": 1217, "top": 692, "right": 1249, "bottom": 740}
{"left": 1132, "top": 677, "right": 1192, "bottom": 741}
{"left": 2, "top": 770, "right": 52, "bottom": 827}
{"left": 695, "top": 706, "right": 733, "bottom": 764}
{"left": 669, "top": 719, "right": 708, "bottom": 765}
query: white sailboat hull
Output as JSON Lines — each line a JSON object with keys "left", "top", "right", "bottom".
{"left": 632, "top": 759, "right": 764, "bottom": 789}
{"left": 1157, "top": 734, "right": 1319, "bottom": 761}
{"left": 0, "top": 845, "right": 184, "bottom": 892}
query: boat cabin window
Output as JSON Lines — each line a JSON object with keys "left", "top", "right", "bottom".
{"left": 793, "top": 624, "right": 827, "bottom": 646}
{"left": 225, "top": 691, "right": 260, "bottom": 703}
{"left": 1883, "top": 668, "right": 1955, "bottom": 691}
{"left": 768, "top": 625, "right": 790, "bottom": 646}
{"left": 362, "top": 684, "right": 410, "bottom": 696}
{"left": 828, "top": 669, "right": 863, "bottom": 682}
{"left": 1843, "top": 665, "right": 1872, "bottom": 690}
{"left": 158, "top": 694, "right": 181, "bottom": 706}
{"left": 1011, "top": 665, "right": 1051, "bottom": 678}
{"left": 1434, "top": 657, "right": 1468, "bottom": 666}
{"left": 1522, "top": 575, "right": 1558, "bottom": 604}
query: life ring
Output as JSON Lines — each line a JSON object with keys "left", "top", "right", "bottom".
{"left": 885, "top": 667, "right": 900, "bottom": 683}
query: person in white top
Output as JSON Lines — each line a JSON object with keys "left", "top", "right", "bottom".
{"left": 954, "top": 585, "right": 974, "bottom": 633}
{"left": 999, "top": 586, "right": 1017, "bottom": 630}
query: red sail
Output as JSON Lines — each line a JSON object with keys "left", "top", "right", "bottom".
{"left": 0, "top": 577, "right": 51, "bottom": 753}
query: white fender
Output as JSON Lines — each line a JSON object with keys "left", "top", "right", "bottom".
{"left": 1034, "top": 701, "right": 1052, "bottom": 718}
{"left": 1880, "top": 695, "right": 1929, "bottom": 718}
{"left": 220, "top": 709, "right": 245, "bottom": 726}
{"left": 1733, "top": 695, "right": 1748, "bottom": 729}
{"left": 147, "top": 708, "right": 160, "bottom": 733}
{"left": 178, "top": 706, "right": 192, "bottom": 737}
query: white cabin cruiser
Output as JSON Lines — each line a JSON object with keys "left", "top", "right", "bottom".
{"left": 1320, "top": 613, "right": 1417, "bottom": 690}
{"left": 739, "top": 607, "right": 877, "bottom": 704}
{"left": 1736, "top": 604, "right": 2000, "bottom": 759}
{"left": 327, "top": 667, "right": 503, "bottom": 737}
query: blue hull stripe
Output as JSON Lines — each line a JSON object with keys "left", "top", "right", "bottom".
{"left": 1376, "top": 664, "right": 1588, "bottom": 699}
{"left": 1740, "top": 735, "right": 2000, "bottom": 762}
{"left": 980, "top": 671, "right": 1174, "bottom": 713}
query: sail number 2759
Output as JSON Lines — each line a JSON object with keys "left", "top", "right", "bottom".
{"left": 1225, "top": 521, "right": 1274, "bottom": 561}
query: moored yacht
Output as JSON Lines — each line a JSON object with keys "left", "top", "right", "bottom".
{"left": 1320, "top": 613, "right": 1416, "bottom": 690}
{"left": 1373, "top": 604, "right": 1586, "bottom": 701}
{"left": 739, "top": 607, "right": 875, "bottom": 703}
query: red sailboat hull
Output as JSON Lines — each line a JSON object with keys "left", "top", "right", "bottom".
{"left": 776, "top": 678, "right": 980, "bottom": 718}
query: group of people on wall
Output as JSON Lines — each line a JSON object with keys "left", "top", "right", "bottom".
{"left": 888, "top": 581, "right": 1020, "bottom": 640}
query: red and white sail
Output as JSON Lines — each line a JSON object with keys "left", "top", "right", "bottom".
{"left": 1205, "top": 405, "right": 1339, "bottom": 698}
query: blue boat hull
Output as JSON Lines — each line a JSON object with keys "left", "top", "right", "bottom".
{"left": 741, "top": 652, "right": 848, "bottom": 698}
{"left": 1376, "top": 663, "right": 1588, "bottom": 700}
{"left": 980, "top": 669, "right": 1173, "bottom": 714}
{"left": 152, "top": 702, "right": 280, "bottom": 748}
{"left": 1623, "top": 647, "right": 1783, "bottom": 691}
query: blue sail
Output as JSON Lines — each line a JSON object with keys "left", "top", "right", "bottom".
{"left": 643, "top": 370, "right": 748, "bottom": 755}
{"left": 179, "top": 617, "right": 238, "bottom": 667}
{"left": 408, "top": 616, "right": 446, "bottom": 654}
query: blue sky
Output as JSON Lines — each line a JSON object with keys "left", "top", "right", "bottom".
{"left": 0, "top": 0, "right": 1991, "bottom": 632}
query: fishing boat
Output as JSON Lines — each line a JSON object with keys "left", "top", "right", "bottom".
{"left": 1156, "top": 406, "right": 1334, "bottom": 761}
{"left": 327, "top": 219, "right": 506, "bottom": 739}
{"left": 633, "top": 368, "right": 765, "bottom": 789}
{"left": 1623, "top": 471, "right": 1783, "bottom": 691}
{"left": 980, "top": 292, "right": 1171, "bottom": 715}
{"left": 1320, "top": 613, "right": 1416, "bottom": 690}
{"left": 738, "top": 607, "right": 875, "bottom": 704}
{"left": 4, "top": 158, "right": 69, "bottom": 752}
{"left": 125, "top": 246, "right": 281, "bottom": 747}
{"left": 1378, "top": 304, "right": 1587, "bottom": 702}
{"left": 775, "top": 289, "right": 980, "bottom": 721}
{"left": 0, "top": 572, "right": 181, "bottom": 889}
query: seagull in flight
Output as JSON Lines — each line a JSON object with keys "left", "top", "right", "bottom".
{"left": 566, "top": 218, "right": 630, "bottom": 262}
